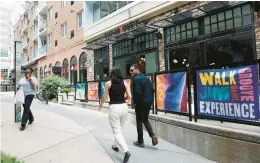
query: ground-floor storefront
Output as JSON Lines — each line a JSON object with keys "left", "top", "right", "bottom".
{"left": 83, "top": 1, "right": 260, "bottom": 82}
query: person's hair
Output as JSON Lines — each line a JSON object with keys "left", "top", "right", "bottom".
{"left": 131, "top": 64, "right": 139, "bottom": 70}
{"left": 110, "top": 67, "right": 123, "bottom": 82}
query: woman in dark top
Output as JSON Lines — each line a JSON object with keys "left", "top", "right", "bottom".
{"left": 100, "top": 67, "right": 132, "bottom": 163}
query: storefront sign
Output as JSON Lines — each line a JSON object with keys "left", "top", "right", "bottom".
{"left": 76, "top": 83, "right": 86, "bottom": 100}
{"left": 156, "top": 72, "right": 187, "bottom": 113}
{"left": 14, "top": 41, "right": 22, "bottom": 122}
{"left": 196, "top": 65, "right": 260, "bottom": 121}
{"left": 100, "top": 81, "right": 110, "bottom": 103}
{"left": 124, "top": 79, "right": 132, "bottom": 105}
{"left": 87, "top": 82, "right": 99, "bottom": 101}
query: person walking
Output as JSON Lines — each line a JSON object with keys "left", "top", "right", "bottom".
{"left": 18, "top": 68, "right": 38, "bottom": 131}
{"left": 130, "top": 64, "right": 158, "bottom": 148}
{"left": 99, "top": 67, "right": 132, "bottom": 163}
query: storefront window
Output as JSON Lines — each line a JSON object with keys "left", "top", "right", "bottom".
{"left": 70, "top": 56, "right": 78, "bottom": 86}
{"left": 62, "top": 58, "right": 69, "bottom": 80}
{"left": 114, "top": 56, "right": 135, "bottom": 77}
{"left": 165, "top": 20, "right": 198, "bottom": 44}
{"left": 136, "top": 52, "right": 158, "bottom": 74}
{"left": 167, "top": 45, "right": 200, "bottom": 70}
{"left": 204, "top": 4, "right": 252, "bottom": 34}
{"left": 79, "top": 52, "right": 87, "bottom": 82}
{"left": 94, "top": 46, "right": 109, "bottom": 80}
{"left": 135, "top": 33, "right": 158, "bottom": 51}
{"left": 113, "top": 39, "right": 132, "bottom": 57}
{"left": 206, "top": 33, "right": 254, "bottom": 64}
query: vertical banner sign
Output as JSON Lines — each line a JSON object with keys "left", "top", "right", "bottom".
{"left": 156, "top": 72, "right": 187, "bottom": 112}
{"left": 87, "top": 82, "right": 99, "bottom": 101}
{"left": 124, "top": 79, "right": 131, "bottom": 105}
{"left": 14, "top": 42, "right": 22, "bottom": 122}
{"left": 100, "top": 81, "right": 110, "bottom": 102}
{"left": 196, "top": 65, "right": 260, "bottom": 121}
{"left": 75, "top": 83, "right": 86, "bottom": 100}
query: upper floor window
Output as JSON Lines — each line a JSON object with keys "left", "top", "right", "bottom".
{"left": 61, "top": 23, "right": 67, "bottom": 39}
{"left": 48, "top": 7, "right": 53, "bottom": 20}
{"left": 48, "top": 33, "right": 52, "bottom": 46}
{"left": 61, "top": 1, "right": 66, "bottom": 9}
{"left": 0, "top": 50, "right": 8, "bottom": 57}
{"left": 135, "top": 33, "right": 158, "bottom": 51}
{"left": 77, "top": 11, "right": 83, "bottom": 29}
{"left": 93, "top": 1, "right": 133, "bottom": 22}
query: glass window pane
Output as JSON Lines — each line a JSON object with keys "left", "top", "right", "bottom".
{"left": 234, "top": 17, "right": 242, "bottom": 28}
{"left": 225, "top": 10, "right": 233, "bottom": 19}
{"left": 176, "top": 25, "right": 180, "bottom": 33}
{"left": 181, "top": 32, "right": 186, "bottom": 39}
{"left": 211, "top": 23, "right": 218, "bottom": 33}
{"left": 192, "top": 20, "right": 198, "bottom": 28}
{"left": 226, "top": 19, "right": 233, "bottom": 29}
{"left": 146, "top": 41, "right": 149, "bottom": 48}
{"left": 186, "top": 22, "right": 192, "bottom": 30}
{"left": 218, "top": 12, "right": 225, "bottom": 21}
{"left": 100, "top": 1, "right": 109, "bottom": 18}
{"left": 193, "top": 29, "right": 198, "bottom": 37}
{"left": 205, "top": 25, "right": 211, "bottom": 34}
{"left": 242, "top": 4, "right": 250, "bottom": 15}
{"left": 181, "top": 24, "right": 186, "bottom": 31}
{"left": 118, "top": 1, "right": 128, "bottom": 9}
{"left": 108, "top": 1, "right": 117, "bottom": 14}
{"left": 154, "top": 40, "right": 157, "bottom": 47}
{"left": 171, "top": 34, "right": 175, "bottom": 42}
{"left": 146, "top": 35, "right": 149, "bottom": 41}
{"left": 218, "top": 21, "right": 225, "bottom": 31}
{"left": 171, "top": 27, "right": 175, "bottom": 34}
{"left": 150, "top": 40, "right": 153, "bottom": 47}
{"left": 243, "top": 15, "right": 251, "bottom": 26}
{"left": 204, "top": 16, "right": 210, "bottom": 25}
{"left": 211, "top": 15, "right": 217, "bottom": 23}
{"left": 233, "top": 7, "right": 241, "bottom": 17}
{"left": 167, "top": 35, "right": 170, "bottom": 43}
{"left": 187, "top": 30, "right": 192, "bottom": 39}
{"left": 176, "top": 33, "right": 180, "bottom": 41}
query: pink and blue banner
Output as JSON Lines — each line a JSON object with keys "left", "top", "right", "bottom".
{"left": 156, "top": 72, "right": 187, "bottom": 112}
{"left": 196, "top": 65, "right": 260, "bottom": 121}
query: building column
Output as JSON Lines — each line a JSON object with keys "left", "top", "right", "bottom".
{"left": 158, "top": 28, "right": 165, "bottom": 71}
{"left": 86, "top": 50, "right": 94, "bottom": 81}
{"left": 109, "top": 44, "right": 113, "bottom": 73}
{"left": 254, "top": 11, "right": 260, "bottom": 59}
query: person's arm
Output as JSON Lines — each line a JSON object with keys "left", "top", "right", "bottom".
{"left": 124, "top": 80, "right": 132, "bottom": 102}
{"left": 100, "top": 81, "right": 111, "bottom": 107}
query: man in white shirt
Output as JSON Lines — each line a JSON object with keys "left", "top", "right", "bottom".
{"left": 18, "top": 68, "right": 38, "bottom": 131}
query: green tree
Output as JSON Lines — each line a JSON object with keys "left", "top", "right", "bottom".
{"left": 41, "top": 76, "right": 70, "bottom": 100}
{"left": 1, "top": 151, "right": 23, "bottom": 163}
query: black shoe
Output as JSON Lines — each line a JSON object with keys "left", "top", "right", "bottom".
{"left": 20, "top": 126, "right": 25, "bottom": 131}
{"left": 112, "top": 145, "right": 119, "bottom": 152}
{"left": 28, "top": 120, "right": 34, "bottom": 125}
{"left": 123, "top": 152, "right": 131, "bottom": 163}
{"left": 152, "top": 136, "right": 158, "bottom": 146}
{"left": 133, "top": 141, "right": 145, "bottom": 148}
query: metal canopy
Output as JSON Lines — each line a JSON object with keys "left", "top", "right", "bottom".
{"left": 82, "top": 43, "right": 107, "bottom": 50}
{"left": 151, "top": 1, "right": 247, "bottom": 28}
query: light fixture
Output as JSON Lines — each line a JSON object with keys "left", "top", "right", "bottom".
{"left": 173, "top": 59, "right": 178, "bottom": 63}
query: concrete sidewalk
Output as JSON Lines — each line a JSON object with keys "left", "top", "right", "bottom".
{"left": 1, "top": 92, "right": 215, "bottom": 163}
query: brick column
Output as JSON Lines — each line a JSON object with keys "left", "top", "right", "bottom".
{"left": 109, "top": 44, "right": 113, "bottom": 73}
{"left": 158, "top": 28, "right": 165, "bottom": 71}
{"left": 86, "top": 49, "right": 94, "bottom": 81}
{"left": 254, "top": 11, "right": 260, "bottom": 59}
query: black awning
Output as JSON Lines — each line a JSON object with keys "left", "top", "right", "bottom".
{"left": 82, "top": 42, "right": 108, "bottom": 50}
{"left": 126, "top": 25, "right": 157, "bottom": 36}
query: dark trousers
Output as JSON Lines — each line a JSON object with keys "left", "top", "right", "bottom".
{"left": 21, "top": 95, "right": 34, "bottom": 126}
{"left": 135, "top": 102, "right": 155, "bottom": 143}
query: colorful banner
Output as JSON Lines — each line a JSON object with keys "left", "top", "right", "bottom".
{"left": 156, "top": 72, "right": 187, "bottom": 112}
{"left": 87, "top": 82, "right": 99, "bottom": 101}
{"left": 100, "top": 81, "right": 110, "bottom": 102}
{"left": 196, "top": 65, "right": 260, "bottom": 121}
{"left": 124, "top": 79, "right": 131, "bottom": 105}
{"left": 76, "top": 83, "right": 86, "bottom": 100}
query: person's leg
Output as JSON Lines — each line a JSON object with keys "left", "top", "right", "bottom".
{"left": 109, "top": 105, "right": 129, "bottom": 153}
{"left": 142, "top": 103, "right": 155, "bottom": 138}
{"left": 28, "top": 96, "right": 35, "bottom": 123}
{"left": 21, "top": 95, "right": 34, "bottom": 129}
{"left": 135, "top": 105, "right": 144, "bottom": 144}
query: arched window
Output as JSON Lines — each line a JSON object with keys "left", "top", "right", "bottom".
{"left": 40, "top": 67, "right": 43, "bottom": 80}
{"left": 44, "top": 65, "right": 47, "bottom": 77}
{"left": 70, "top": 55, "right": 78, "bottom": 86}
{"left": 55, "top": 61, "right": 61, "bottom": 66}
{"left": 62, "top": 58, "right": 69, "bottom": 80}
{"left": 49, "top": 64, "right": 52, "bottom": 76}
{"left": 79, "top": 52, "right": 87, "bottom": 82}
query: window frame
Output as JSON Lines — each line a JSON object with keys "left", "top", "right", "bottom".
{"left": 77, "top": 10, "right": 83, "bottom": 29}
{"left": 48, "top": 33, "right": 52, "bottom": 47}
{"left": 61, "top": 1, "right": 66, "bottom": 9}
{"left": 48, "top": 7, "right": 53, "bottom": 20}
{"left": 61, "top": 23, "right": 67, "bottom": 39}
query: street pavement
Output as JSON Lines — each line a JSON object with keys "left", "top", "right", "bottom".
{"left": 1, "top": 92, "right": 215, "bottom": 163}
